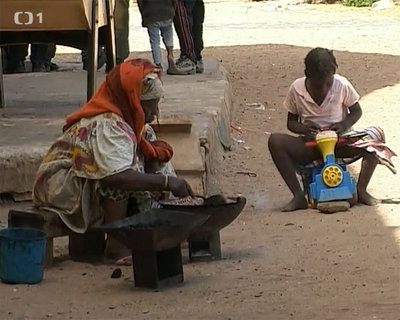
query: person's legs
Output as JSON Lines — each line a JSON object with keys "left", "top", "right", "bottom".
{"left": 182, "top": 0, "right": 196, "bottom": 32}
{"left": 147, "top": 25, "right": 162, "bottom": 67}
{"left": 4, "top": 45, "right": 27, "bottom": 73}
{"left": 31, "top": 44, "right": 50, "bottom": 72}
{"left": 268, "top": 133, "right": 321, "bottom": 211}
{"left": 44, "top": 44, "right": 58, "bottom": 71}
{"left": 336, "top": 146, "right": 379, "bottom": 205}
{"left": 102, "top": 198, "right": 130, "bottom": 260}
{"left": 173, "top": 0, "right": 196, "bottom": 64}
{"left": 114, "top": 0, "right": 130, "bottom": 64}
{"left": 1, "top": 48, "right": 6, "bottom": 72}
{"left": 193, "top": 0, "right": 205, "bottom": 72}
{"left": 160, "top": 23, "right": 175, "bottom": 70}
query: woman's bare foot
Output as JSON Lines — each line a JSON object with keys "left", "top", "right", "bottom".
{"left": 357, "top": 189, "right": 380, "bottom": 206}
{"left": 282, "top": 195, "right": 309, "bottom": 212}
{"left": 104, "top": 236, "right": 132, "bottom": 265}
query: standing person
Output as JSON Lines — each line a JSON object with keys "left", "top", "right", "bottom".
{"left": 2, "top": 45, "right": 26, "bottom": 74}
{"left": 173, "top": 0, "right": 196, "bottom": 74}
{"left": 2, "top": 43, "right": 57, "bottom": 73}
{"left": 137, "top": 0, "right": 186, "bottom": 75}
{"left": 44, "top": 44, "right": 59, "bottom": 71}
{"left": 114, "top": 0, "right": 130, "bottom": 64}
{"left": 175, "top": 0, "right": 205, "bottom": 73}
{"left": 191, "top": 0, "right": 205, "bottom": 73}
{"left": 30, "top": 43, "right": 56, "bottom": 72}
{"left": 268, "top": 47, "right": 396, "bottom": 212}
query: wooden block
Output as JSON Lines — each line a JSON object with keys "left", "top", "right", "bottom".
{"left": 44, "top": 238, "right": 54, "bottom": 268}
{"left": 157, "top": 131, "right": 204, "bottom": 175}
{"left": 150, "top": 117, "right": 192, "bottom": 134}
{"left": 69, "top": 231, "right": 105, "bottom": 261}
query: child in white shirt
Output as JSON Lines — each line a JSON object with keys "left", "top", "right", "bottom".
{"left": 268, "top": 47, "right": 379, "bottom": 211}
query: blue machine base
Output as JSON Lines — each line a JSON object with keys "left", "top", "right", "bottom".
{"left": 309, "top": 164, "right": 356, "bottom": 203}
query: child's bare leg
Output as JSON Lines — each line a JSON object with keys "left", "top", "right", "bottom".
{"left": 357, "top": 153, "right": 379, "bottom": 205}
{"left": 336, "top": 146, "right": 379, "bottom": 205}
{"left": 268, "top": 133, "right": 320, "bottom": 211}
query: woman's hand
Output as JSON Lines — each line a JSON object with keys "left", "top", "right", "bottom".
{"left": 167, "top": 176, "right": 195, "bottom": 198}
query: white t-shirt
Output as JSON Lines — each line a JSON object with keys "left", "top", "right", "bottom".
{"left": 283, "top": 74, "right": 360, "bottom": 128}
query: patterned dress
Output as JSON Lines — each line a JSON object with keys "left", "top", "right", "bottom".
{"left": 32, "top": 112, "right": 174, "bottom": 233}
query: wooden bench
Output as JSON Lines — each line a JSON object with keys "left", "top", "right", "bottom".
{"left": 8, "top": 207, "right": 105, "bottom": 267}
{"left": 0, "top": 0, "right": 116, "bottom": 107}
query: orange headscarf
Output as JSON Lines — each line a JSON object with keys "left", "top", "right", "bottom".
{"left": 64, "top": 59, "right": 173, "bottom": 162}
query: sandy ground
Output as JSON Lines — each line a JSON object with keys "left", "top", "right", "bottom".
{"left": 1, "top": 1, "right": 400, "bottom": 320}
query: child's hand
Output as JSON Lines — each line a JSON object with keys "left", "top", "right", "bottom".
{"left": 303, "top": 122, "right": 321, "bottom": 139}
{"left": 329, "top": 122, "right": 346, "bottom": 134}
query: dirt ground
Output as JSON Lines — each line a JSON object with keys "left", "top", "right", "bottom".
{"left": 1, "top": 2, "right": 400, "bottom": 320}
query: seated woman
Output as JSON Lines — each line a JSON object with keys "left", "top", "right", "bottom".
{"left": 268, "top": 47, "right": 396, "bottom": 212}
{"left": 33, "top": 59, "right": 194, "bottom": 264}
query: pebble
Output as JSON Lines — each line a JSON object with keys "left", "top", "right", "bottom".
{"left": 111, "top": 268, "right": 122, "bottom": 279}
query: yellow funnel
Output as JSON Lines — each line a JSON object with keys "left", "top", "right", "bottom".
{"left": 316, "top": 130, "right": 338, "bottom": 161}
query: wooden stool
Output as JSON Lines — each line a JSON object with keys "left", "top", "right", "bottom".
{"left": 8, "top": 207, "right": 105, "bottom": 267}
{"left": 132, "top": 246, "right": 184, "bottom": 289}
{"left": 188, "top": 231, "right": 222, "bottom": 262}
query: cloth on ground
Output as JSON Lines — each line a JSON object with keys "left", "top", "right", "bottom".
{"left": 342, "top": 126, "right": 397, "bottom": 174}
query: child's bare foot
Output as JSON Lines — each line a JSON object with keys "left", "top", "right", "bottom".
{"left": 357, "top": 189, "right": 380, "bottom": 206}
{"left": 282, "top": 196, "right": 309, "bottom": 212}
{"left": 347, "top": 193, "right": 358, "bottom": 207}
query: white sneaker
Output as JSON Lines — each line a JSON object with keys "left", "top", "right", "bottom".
{"left": 176, "top": 58, "right": 196, "bottom": 74}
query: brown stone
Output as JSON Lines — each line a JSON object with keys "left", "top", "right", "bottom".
{"left": 317, "top": 201, "right": 350, "bottom": 214}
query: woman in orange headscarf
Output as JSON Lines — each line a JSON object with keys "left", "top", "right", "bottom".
{"left": 33, "top": 59, "right": 194, "bottom": 264}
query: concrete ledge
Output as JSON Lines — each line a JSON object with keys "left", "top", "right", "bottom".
{"left": 0, "top": 147, "right": 47, "bottom": 195}
{"left": 0, "top": 57, "right": 232, "bottom": 198}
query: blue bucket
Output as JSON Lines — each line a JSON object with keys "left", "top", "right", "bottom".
{"left": 0, "top": 228, "right": 47, "bottom": 284}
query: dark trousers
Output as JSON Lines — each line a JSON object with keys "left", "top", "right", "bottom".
{"left": 114, "top": 0, "right": 130, "bottom": 64}
{"left": 31, "top": 44, "right": 55, "bottom": 65}
{"left": 173, "top": 1, "right": 196, "bottom": 62}
{"left": 192, "top": 0, "right": 204, "bottom": 61}
{"left": 2, "top": 45, "right": 27, "bottom": 71}
{"left": 2, "top": 43, "right": 54, "bottom": 72}
{"left": 179, "top": 0, "right": 204, "bottom": 61}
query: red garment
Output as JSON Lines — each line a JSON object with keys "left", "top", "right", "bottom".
{"left": 64, "top": 59, "right": 173, "bottom": 162}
